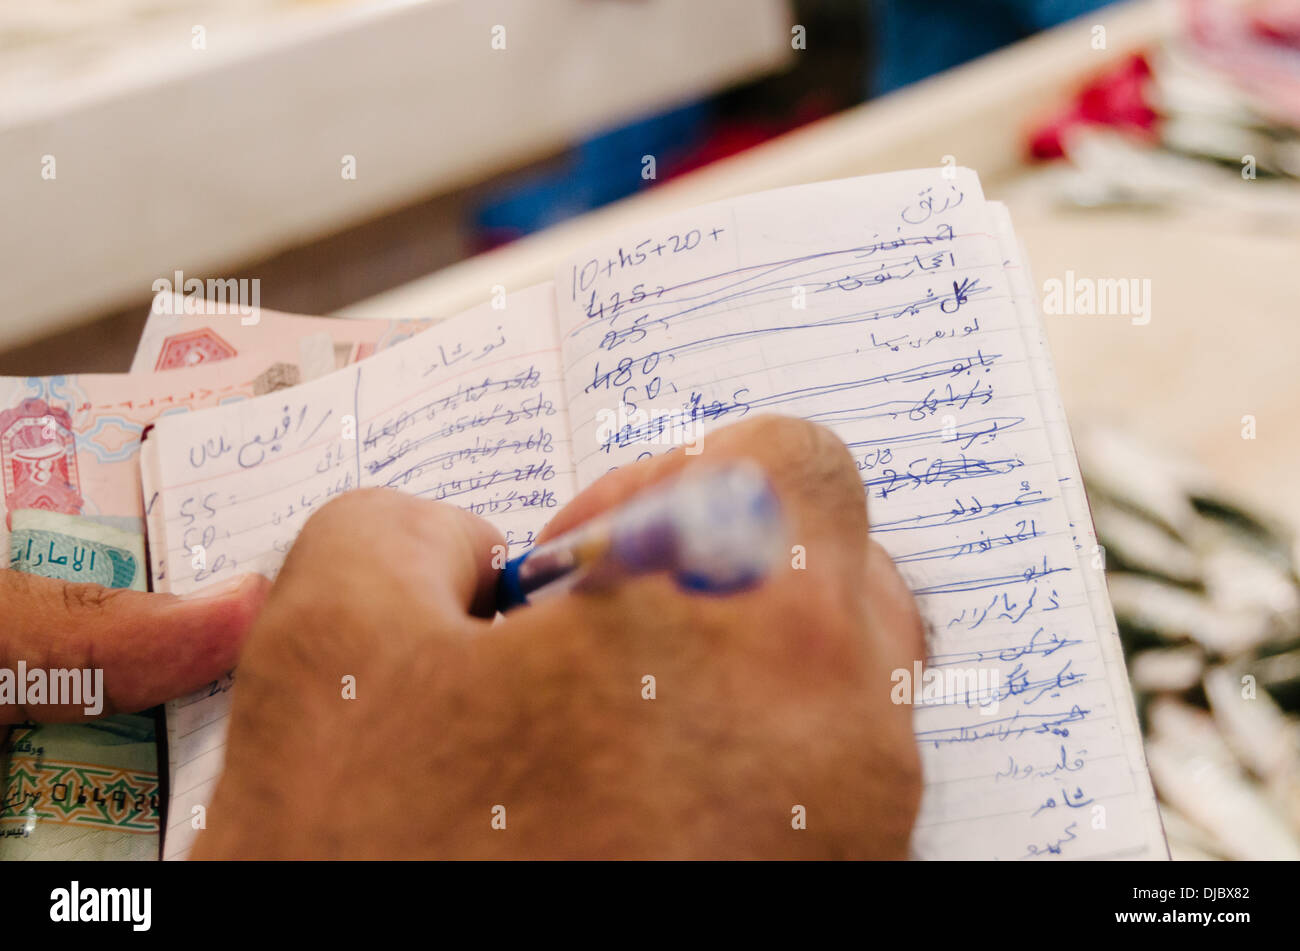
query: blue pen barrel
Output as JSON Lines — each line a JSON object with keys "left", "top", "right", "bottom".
{"left": 607, "top": 461, "right": 786, "bottom": 593}
{"left": 501, "top": 461, "right": 786, "bottom": 609}
{"left": 514, "top": 543, "right": 581, "bottom": 590}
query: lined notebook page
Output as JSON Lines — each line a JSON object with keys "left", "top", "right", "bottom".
{"left": 553, "top": 169, "right": 1166, "bottom": 859}
{"left": 146, "top": 283, "right": 575, "bottom": 858}
{"left": 984, "top": 200, "right": 1165, "bottom": 858}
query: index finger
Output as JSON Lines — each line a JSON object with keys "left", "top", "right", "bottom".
{"left": 0, "top": 571, "right": 269, "bottom": 724}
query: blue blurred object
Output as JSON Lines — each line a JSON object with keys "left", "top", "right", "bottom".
{"left": 869, "top": 0, "right": 1117, "bottom": 94}
{"left": 495, "top": 461, "right": 786, "bottom": 612}
{"left": 473, "top": 101, "right": 711, "bottom": 245}
{"left": 476, "top": 0, "right": 1113, "bottom": 243}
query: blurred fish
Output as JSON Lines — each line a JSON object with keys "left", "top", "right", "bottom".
{"left": 1145, "top": 698, "right": 1300, "bottom": 861}
{"left": 1130, "top": 645, "right": 1206, "bottom": 694}
{"left": 1081, "top": 424, "right": 1300, "bottom": 861}
{"left": 1255, "top": 646, "right": 1300, "bottom": 714}
{"left": 1078, "top": 427, "right": 1200, "bottom": 539}
{"left": 1204, "top": 665, "right": 1300, "bottom": 786}
{"left": 1157, "top": 803, "right": 1229, "bottom": 862}
{"left": 1108, "top": 574, "right": 1273, "bottom": 656}
{"left": 1090, "top": 499, "right": 1200, "bottom": 585}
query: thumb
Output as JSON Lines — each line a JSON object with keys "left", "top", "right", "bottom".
{"left": 862, "top": 538, "right": 925, "bottom": 675}
{"left": 0, "top": 570, "right": 269, "bottom": 724}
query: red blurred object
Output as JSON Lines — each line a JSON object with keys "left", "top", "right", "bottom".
{"left": 1185, "top": 0, "right": 1300, "bottom": 128}
{"left": 1250, "top": 0, "right": 1300, "bottom": 46}
{"left": 659, "top": 94, "right": 834, "bottom": 181}
{"left": 1028, "top": 53, "right": 1160, "bottom": 160}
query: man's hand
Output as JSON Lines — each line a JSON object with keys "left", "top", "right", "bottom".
{"left": 0, "top": 572, "right": 269, "bottom": 723}
{"left": 196, "top": 416, "right": 925, "bottom": 859}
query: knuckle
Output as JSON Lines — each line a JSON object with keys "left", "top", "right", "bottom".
{"left": 720, "top": 415, "right": 868, "bottom": 549}
{"left": 280, "top": 490, "right": 403, "bottom": 584}
{"left": 301, "top": 487, "right": 392, "bottom": 534}
{"left": 60, "top": 581, "right": 116, "bottom": 613}
{"left": 301, "top": 489, "right": 469, "bottom": 554}
{"left": 731, "top": 415, "right": 862, "bottom": 500}
{"left": 296, "top": 488, "right": 428, "bottom": 558}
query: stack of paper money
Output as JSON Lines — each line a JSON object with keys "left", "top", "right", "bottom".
{"left": 1, "top": 512, "right": 160, "bottom": 860}
{"left": 0, "top": 299, "right": 438, "bottom": 859}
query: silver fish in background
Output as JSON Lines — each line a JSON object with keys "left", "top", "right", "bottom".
{"left": 1145, "top": 699, "right": 1300, "bottom": 861}
{"left": 0, "top": 509, "right": 161, "bottom": 860}
{"left": 1079, "top": 427, "right": 1300, "bottom": 860}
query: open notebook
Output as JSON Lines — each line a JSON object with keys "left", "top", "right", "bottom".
{"left": 141, "top": 168, "right": 1168, "bottom": 860}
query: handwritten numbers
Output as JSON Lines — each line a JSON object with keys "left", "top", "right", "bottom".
{"left": 341, "top": 155, "right": 357, "bottom": 181}
{"left": 791, "top": 805, "right": 807, "bottom": 830}
{"left": 1241, "top": 414, "right": 1256, "bottom": 439}
{"left": 491, "top": 805, "right": 507, "bottom": 830}
{"left": 341, "top": 675, "right": 357, "bottom": 700}
{"left": 191, "top": 804, "right": 206, "bottom": 830}
{"left": 542, "top": 167, "right": 1166, "bottom": 859}
{"left": 641, "top": 155, "right": 656, "bottom": 181}
{"left": 1241, "top": 674, "right": 1256, "bottom": 700}
{"left": 641, "top": 675, "right": 656, "bottom": 700}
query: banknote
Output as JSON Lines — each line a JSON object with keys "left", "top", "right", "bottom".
{"left": 130, "top": 294, "right": 437, "bottom": 377}
{"left": 1, "top": 716, "right": 160, "bottom": 861}
{"left": 0, "top": 309, "right": 364, "bottom": 860}
{"left": 0, "top": 509, "right": 160, "bottom": 860}
{"left": 0, "top": 352, "right": 307, "bottom": 568}
{"left": 8, "top": 509, "right": 145, "bottom": 587}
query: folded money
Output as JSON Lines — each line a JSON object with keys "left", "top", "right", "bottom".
{"left": 0, "top": 353, "right": 310, "bottom": 567}
{"left": 131, "top": 294, "right": 437, "bottom": 377}
{"left": 0, "top": 304, "right": 426, "bottom": 860}
{"left": 8, "top": 508, "right": 145, "bottom": 586}
{"left": 1, "top": 715, "right": 161, "bottom": 862}
{"left": 0, "top": 510, "right": 161, "bottom": 860}
{"left": 0, "top": 304, "right": 439, "bottom": 859}
{"left": 1, "top": 306, "right": 436, "bottom": 545}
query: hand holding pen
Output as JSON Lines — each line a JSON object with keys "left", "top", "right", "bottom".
{"left": 198, "top": 416, "right": 926, "bottom": 859}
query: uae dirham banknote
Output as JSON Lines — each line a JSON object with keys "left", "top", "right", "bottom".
{"left": 1, "top": 510, "right": 160, "bottom": 860}
{"left": 1, "top": 305, "right": 431, "bottom": 858}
